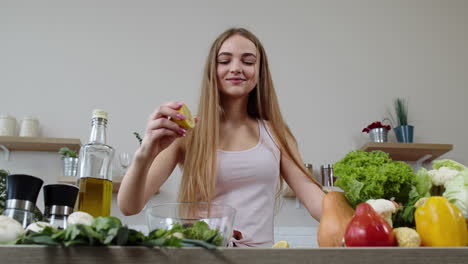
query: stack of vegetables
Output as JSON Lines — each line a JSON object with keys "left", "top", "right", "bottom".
{"left": 0, "top": 211, "right": 223, "bottom": 248}
{"left": 331, "top": 150, "right": 467, "bottom": 247}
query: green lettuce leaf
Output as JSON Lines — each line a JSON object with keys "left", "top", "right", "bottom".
{"left": 443, "top": 169, "right": 468, "bottom": 218}
{"left": 415, "top": 168, "right": 432, "bottom": 197}
{"left": 432, "top": 159, "right": 466, "bottom": 171}
{"left": 334, "top": 150, "right": 415, "bottom": 207}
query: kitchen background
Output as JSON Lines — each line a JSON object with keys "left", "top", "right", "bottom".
{"left": 1, "top": 0, "right": 467, "bottom": 247}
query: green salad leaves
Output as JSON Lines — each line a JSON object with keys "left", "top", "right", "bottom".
{"left": 334, "top": 150, "right": 415, "bottom": 207}
{"left": 11, "top": 217, "right": 222, "bottom": 249}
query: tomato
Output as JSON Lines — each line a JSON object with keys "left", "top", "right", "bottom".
{"left": 344, "top": 203, "right": 396, "bottom": 247}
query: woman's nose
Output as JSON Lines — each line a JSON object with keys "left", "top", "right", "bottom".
{"left": 229, "top": 60, "right": 242, "bottom": 73}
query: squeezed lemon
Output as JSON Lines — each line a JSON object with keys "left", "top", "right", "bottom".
{"left": 174, "top": 104, "right": 195, "bottom": 130}
{"left": 272, "top": 240, "right": 290, "bottom": 248}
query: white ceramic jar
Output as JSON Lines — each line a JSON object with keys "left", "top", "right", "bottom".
{"left": 0, "top": 114, "right": 17, "bottom": 136}
{"left": 19, "top": 116, "right": 40, "bottom": 137}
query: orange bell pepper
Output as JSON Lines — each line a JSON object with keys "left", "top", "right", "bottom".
{"left": 415, "top": 196, "right": 468, "bottom": 247}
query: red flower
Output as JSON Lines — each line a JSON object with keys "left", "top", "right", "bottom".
{"left": 362, "top": 121, "right": 391, "bottom": 133}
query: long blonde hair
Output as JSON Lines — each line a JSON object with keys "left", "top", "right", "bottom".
{"left": 178, "top": 28, "right": 320, "bottom": 203}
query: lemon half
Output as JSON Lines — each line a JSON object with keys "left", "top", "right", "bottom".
{"left": 272, "top": 240, "right": 290, "bottom": 248}
{"left": 174, "top": 104, "right": 195, "bottom": 130}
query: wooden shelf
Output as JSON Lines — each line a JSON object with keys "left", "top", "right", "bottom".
{"left": 0, "top": 136, "right": 81, "bottom": 152}
{"left": 57, "top": 176, "right": 160, "bottom": 195}
{"left": 361, "top": 142, "right": 453, "bottom": 162}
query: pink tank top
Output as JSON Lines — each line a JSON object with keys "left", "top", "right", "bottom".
{"left": 213, "top": 119, "right": 280, "bottom": 247}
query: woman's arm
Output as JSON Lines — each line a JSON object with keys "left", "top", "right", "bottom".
{"left": 117, "top": 140, "right": 182, "bottom": 216}
{"left": 280, "top": 136, "right": 325, "bottom": 221}
{"left": 280, "top": 135, "right": 355, "bottom": 247}
{"left": 117, "top": 102, "right": 188, "bottom": 216}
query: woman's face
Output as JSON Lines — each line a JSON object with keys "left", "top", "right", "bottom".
{"left": 217, "top": 35, "right": 260, "bottom": 99}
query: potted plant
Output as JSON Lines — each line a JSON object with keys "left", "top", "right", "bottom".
{"left": 133, "top": 132, "right": 142, "bottom": 145}
{"left": 0, "top": 169, "right": 7, "bottom": 215}
{"left": 362, "top": 121, "right": 391, "bottom": 142}
{"left": 59, "top": 147, "right": 79, "bottom": 176}
{"left": 391, "top": 98, "right": 414, "bottom": 143}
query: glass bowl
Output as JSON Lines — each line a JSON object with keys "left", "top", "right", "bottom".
{"left": 145, "top": 202, "right": 236, "bottom": 247}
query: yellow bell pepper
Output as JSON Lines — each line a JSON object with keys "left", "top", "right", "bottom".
{"left": 415, "top": 196, "right": 468, "bottom": 247}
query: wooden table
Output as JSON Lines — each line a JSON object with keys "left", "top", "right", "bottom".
{"left": 1, "top": 246, "right": 467, "bottom": 264}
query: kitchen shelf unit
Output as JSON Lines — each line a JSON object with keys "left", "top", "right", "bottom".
{"left": 360, "top": 142, "right": 453, "bottom": 165}
{"left": 0, "top": 136, "right": 81, "bottom": 152}
{"left": 0, "top": 136, "right": 81, "bottom": 160}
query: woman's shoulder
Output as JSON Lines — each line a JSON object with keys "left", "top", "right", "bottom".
{"left": 259, "top": 119, "right": 281, "bottom": 147}
{"left": 260, "top": 119, "right": 298, "bottom": 149}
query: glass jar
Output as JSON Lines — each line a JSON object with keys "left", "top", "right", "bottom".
{"left": 0, "top": 114, "right": 16, "bottom": 136}
{"left": 19, "top": 116, "right": 39, "bottom": 137}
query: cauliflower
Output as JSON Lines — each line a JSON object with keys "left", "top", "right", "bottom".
{"left": 393, "top": 227, "right": 421, "bottom": 247}
{"left": 428, "top": 167, "right": 459, "bottom": 187}
{"left": 365, "top": 199, "right": 397, "bottom": 227}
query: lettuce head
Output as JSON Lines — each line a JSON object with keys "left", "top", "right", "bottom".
{"left": 334, "top": 150, "right": 415, "bottom": 207}
{"left": 443, "top": 168, "right": 468, "bottom": 218}
{"left": 432, "top": 159, "right": 466, "bottom": 171}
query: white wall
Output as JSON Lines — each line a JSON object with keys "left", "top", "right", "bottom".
{"left": 1, "top": 0, "right": 468, "bottom": 230}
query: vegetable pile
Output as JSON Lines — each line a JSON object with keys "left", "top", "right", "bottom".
{"left": 330, "top": 150, "right": 468, "bottom": 247}
{"left": 0, "top": 212, "right": 223, "bottom": 249}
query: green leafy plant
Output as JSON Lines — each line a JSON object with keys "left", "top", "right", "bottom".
{"left": 334, "top": 150, "right": 415, "bottom": 207}
{"left": 0, "top": 169, "right": 9, "bottom": 215}
{"left": 392, "top": 97, "right": 409, "bottom": 126}
{"left": 58, "top": 147, "right": 78, "bottom": 159}
{"left": 133, "top": 132, "right": 142, "bottom": 146}
{"left": 9, "top": 217, "right": 222, "bottom": 249}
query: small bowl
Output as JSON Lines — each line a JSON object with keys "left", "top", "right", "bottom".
{"left": 145, "top": 202, "right": 236, "bottom": 247}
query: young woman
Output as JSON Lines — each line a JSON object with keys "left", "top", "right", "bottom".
{"left": 117, "top": 28, "right": 325, "bottom": 247}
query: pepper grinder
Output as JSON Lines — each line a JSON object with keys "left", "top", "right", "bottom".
{"left": 320, "top": 164, "right": 335, "bottom": 192}
{"left": 3, "top": 174, "right": 43, "bottom": 228}
{"left": 43, "top": 184, "right": 79, "bottom": 229}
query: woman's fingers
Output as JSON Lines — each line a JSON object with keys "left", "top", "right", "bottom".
{"left": 152, "top": 128, "right": 180, "bottom": 139}
{"left": 149, "top": 102, "right": 186, "bottom": 121}
{"left": 146, "top": 118, "right": 187, "bottom": 136}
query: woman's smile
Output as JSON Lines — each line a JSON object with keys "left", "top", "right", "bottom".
{"left": 226, "top": 77, "right": 246, "bottom": 85}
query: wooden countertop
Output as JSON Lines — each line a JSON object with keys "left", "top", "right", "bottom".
{"left": 0, "top": 246, "right": 467, "bottom": 264}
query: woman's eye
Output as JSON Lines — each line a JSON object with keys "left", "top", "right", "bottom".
{"left": 243, "top": 61, "right": 254, "bottom": 65}
{"left": 218, "top": 61, "right": 230, "bottom": 65}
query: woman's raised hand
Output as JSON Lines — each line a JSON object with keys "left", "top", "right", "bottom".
{"left": 139, "top": 102, "right": 189, "bottom": 159}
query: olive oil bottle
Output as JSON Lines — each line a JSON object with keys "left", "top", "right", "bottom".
{"left": 77, "top": 109, "right": 114, "bottom": 217}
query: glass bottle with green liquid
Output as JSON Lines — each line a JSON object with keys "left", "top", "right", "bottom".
{"left": 77, "top": 109, "right": 114, "bottom": 217}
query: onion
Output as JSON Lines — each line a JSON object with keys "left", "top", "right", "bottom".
{"left": 0, "top": 215, "right": 25, "bottom": 243}
{"left": 67, "top": 211, "right": 94, "bottom": 226}
{"left": 26, "top": 221, "right": 52, "bottom": 233}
